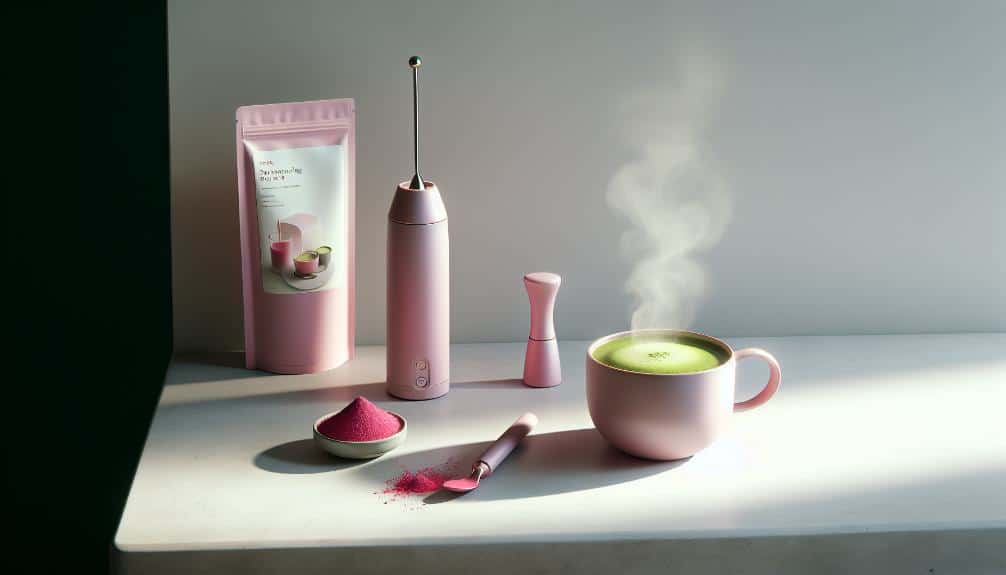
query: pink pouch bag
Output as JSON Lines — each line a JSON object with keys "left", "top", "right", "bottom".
{"left": 236, "top": 99, "right": 355, "bottom": 374}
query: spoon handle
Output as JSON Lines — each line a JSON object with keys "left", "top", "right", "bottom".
{"left": 478, "top": 412, "right": 538, "bottom": 476}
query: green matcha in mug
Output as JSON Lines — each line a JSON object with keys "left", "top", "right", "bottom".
{"left": 586, "top": 330, "right": 781, "bottom": 460}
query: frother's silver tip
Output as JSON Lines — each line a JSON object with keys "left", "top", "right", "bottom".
{"left": 409, "top": 55, "right": 422, "bottom": 68}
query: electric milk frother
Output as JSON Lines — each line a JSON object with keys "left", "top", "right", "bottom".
{"left": 387, "top": 56, "right": 451, "bottom": 400}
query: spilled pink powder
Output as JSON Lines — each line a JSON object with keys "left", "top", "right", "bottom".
{"left": 383, "top": 468, "right": 445, "bottom": 495}
{"left": 375, "top": 458, "right": 462, "bottom": 507}
{"left": 318, "top": 396, "right": 402, "bottom": 442}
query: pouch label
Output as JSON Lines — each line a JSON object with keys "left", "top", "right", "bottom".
{"left": 249, "top": 143, "right": 347, "bottom": 294}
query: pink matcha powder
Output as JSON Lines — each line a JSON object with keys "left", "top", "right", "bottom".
{"left": 317, "top": 396, "right": 402, "bottom": 442}
{"left": 376, "top": 457, "right": 463, "bottom": 507}
{"left": 383, "top": 468, "right": 446, "bottom": 495}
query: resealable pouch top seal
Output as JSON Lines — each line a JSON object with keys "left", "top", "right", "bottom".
{"left": 236, "top": 99, "right": 355, "bottom": 374}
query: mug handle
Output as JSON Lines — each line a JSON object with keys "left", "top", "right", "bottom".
{"left": 733, "top": 348, "right": 781, "bottom": 412}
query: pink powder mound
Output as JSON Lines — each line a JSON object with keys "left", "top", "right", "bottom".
{"left": 383, "top": 469, "right": 446, "bottom": 495}
{"left": 318, "top": 396, "right": 402, "bottom": 442}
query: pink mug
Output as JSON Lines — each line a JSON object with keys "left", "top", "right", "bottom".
{"left": 586, "top": 329, "right": 781, "bottom": 461}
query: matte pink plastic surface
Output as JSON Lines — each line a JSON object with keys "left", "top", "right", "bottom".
{"left": 386, "top": 181, "right": 450, "bottom": 400}
{"left": 388, "top": 181, "right": 447, "bottom": 224}
{"left": 523, "top": 338, "right": 562, "bottom": 388}
{"left": 236, "top": 99, "right": 355, "bottom": 374}
{"left": 733, "top": 348, "right": 782, "bottom": 412}
{"left": 479, "top": 412, "right": 538, "bottom": 476}
{"left": 522, "top": 272, "right": 562, "bottom": 387}
{"left": 586, "top": 330, "right": 781, "bottom": 460}
{"left": 441, "top": 476, "right": 479, "bottom": 492}
{"left": 524, "top": 272, "right": 560, "bottom": 340}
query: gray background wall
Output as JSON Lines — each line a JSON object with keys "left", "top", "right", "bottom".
{"left": 169, "top": 0, "right": 1005, "bottom": 351}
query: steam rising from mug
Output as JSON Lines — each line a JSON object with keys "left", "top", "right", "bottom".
{"left": 606, "top": 52, "right": 731, "bottom": 332}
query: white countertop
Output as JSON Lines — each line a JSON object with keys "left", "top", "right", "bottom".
{"left": 115, "top": 334, "right": 1006, "bottom": 574}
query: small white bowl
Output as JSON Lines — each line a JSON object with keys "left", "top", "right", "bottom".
{"left": 312, "top": 412, "right": 408, "bottom": 459}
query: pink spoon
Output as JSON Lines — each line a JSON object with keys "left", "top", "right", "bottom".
{"left": 442, "top": 412, "right": 538, "bottom": 493}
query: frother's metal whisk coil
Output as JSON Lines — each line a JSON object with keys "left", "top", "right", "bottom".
{"left": 409, "top": 56, "right": 423, "bottom": 190}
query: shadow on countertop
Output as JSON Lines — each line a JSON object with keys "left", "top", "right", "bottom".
{"left": 253, "top": 428, "right": 682, "bottom": 496}
{"left": 451, "top": 378, "right": 526, "bottom": 390}
{"left": 254, "top": 439, "right": 369, "bottom": 474}
{"left": 351, "top": 428, "right": 685, "bottom": 502}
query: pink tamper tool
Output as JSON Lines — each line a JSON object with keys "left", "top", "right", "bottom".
{"left": 522, "top": 272, "right": 562, "bottom": 387}
{"left": 443, "top": 412, "right": 538, "bottom": 493}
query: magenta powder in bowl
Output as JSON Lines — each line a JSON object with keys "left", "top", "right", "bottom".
{"left": 318, "top": 396, "right": 403, "bottom": 442}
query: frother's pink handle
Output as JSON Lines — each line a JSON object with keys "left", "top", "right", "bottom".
{"left": 733, "top": 348, "right": 781, "bottom": 412}
{"left": 478, "top": 412, "right": 538, "bottom": 476}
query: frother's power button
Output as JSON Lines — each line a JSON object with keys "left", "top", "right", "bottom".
{"left": 416, "top": 376, "right": 428, "bottom": 387}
